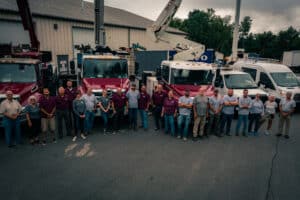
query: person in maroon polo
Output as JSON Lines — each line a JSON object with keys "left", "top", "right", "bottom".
{"left": 138, "top": 85, "right": 150, "bottom": 131}
{"left": 56, "top": 87, "right": 72, "bottom": 138}
{"left": 65, "top": 80, "right": 77, "bottom": 131}
{"left": 161, "top": 90, "right": 178, "bottom": 136}
{"left": 111, "top": 88, "right": 128, "bottom": 134}
{"left": 39, "top": 88, "right": 56, "bottom": 145}
{"left": 152, "top": 84, "right": 167, "bottom": 131}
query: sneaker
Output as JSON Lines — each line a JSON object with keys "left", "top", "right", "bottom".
{"left": 52, "top": 138, "right": 57, "bottom": 143}
{"left": 276, "top": 133, "right": 282, "bottom": 137}
{"left": 264, "top": 130, "right": 270, "bottom": 135}
{"left": 154, "top": 128, "right": 160, "bottom": 131}
{"left": 112, "top": 131, "right": 116, "bottom": 135}
{"left": 42, "top": 141, "right": 46, "bottom": 146}
{"left": 81, "top": 134, "right": 86, "bottom": 140}
{"left": 177, "top": 135, "right": 181, "bottom": 139}
{"left": 284, "top": 135, "right": 290, "bottom": 139}
{"left": 72, "top": 136, "right": 77, "bottom": 142}
{"left": 226, "top": 133, "right": 232, "bottom": 136}
{"left": 183, "top": 137, "right": 187, "bottom": 141}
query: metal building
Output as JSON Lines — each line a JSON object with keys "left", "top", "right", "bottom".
{"left": 0, "top": 0, "right": 187, "bottom": 66}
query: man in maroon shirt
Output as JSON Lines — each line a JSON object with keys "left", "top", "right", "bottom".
{"left": 152, "top": 84, "right": 167, "bottom": 131}
{"left": 65, "top": 80, "right": 77, "bottom": 131}
{"left": 111, "top": 88, "right": 128, "bottom": 134}
{"left": 161, "top": 90, "right": 178, "bottom": 136}
{"left": 138, "top": 85, "right": 150, "bottom": 131}
{"left": 56, "top": 87, "right": 71, "bottom": 138}
{"left": 39, "top": 88, "right": 56, "bottom": 145}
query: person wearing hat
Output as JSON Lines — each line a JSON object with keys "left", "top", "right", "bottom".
{"left": 177, "top": 89, "right": 193, "bottom": 141}
{"left": 207, "top": 89, "right": 223, "bottom": 136}
{"left": 126, "top": 83, "right": 140, "bottom": 130}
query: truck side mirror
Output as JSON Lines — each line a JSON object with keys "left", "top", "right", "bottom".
{"left": 134, "top": 62, "right": 139, "bottom": 75}
{"left": 156, "top": 67, "right": 162, "bottom": 81}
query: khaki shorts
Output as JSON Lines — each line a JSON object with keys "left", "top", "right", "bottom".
{"left": 41, "top": 117, "right": 56, "bottom": 133}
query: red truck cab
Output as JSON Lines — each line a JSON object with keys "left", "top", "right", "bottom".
{"left": 79, "top": 54, "right": 131, "bottom": 116}
{"left": 0, "top": 57, "right": 43, "bottom": 126}
{"left": 155, "top": 60, "right": 215, "bottom": 100}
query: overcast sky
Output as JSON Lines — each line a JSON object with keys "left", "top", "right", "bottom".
{"left": 87, "top": 0, "right": 300, "bottom": 33}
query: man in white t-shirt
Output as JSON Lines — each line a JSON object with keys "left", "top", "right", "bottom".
{"left": 277, "top": 92, "right": 296, "bottom": 139}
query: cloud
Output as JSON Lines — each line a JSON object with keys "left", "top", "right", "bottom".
{"left": 89, "top": 0, "right": 300, "bottom": 33}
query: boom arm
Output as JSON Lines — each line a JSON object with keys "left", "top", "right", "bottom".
{"left": 16, "top": 0, "right": 40, "bottom": 51}
{"left": 150, "top": 0, "right": 182, "bottom": 38}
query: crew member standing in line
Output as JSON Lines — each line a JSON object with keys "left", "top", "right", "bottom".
{"left": 0, "top": 90, "right": 22, "bottom": 148}
{"left": 126, "top": 83, "right": 140, "bottom": 131}
{"left": 152, "top": 84, "right": 167, "bottom": 131}
{"left": 72, "top": 91, "right": 87, "bottom": 142}
{"left": 248, "top": 93, "right": 264, "bottom": 136}
{"left": 276, "top": 92, "right": 296, "bottom": 139}
{"left": 39, "top": 88, "right": 56, "bottom": 145}
{"left": 65, "top": 80, "right": 77, "bottom": 133}
{"left": 177, "top": 89, "right": 193, "bottom": 141}
{"left": 82, "top": 88, "right": 98, "bottom": 135}
{"left": 193, "top": 88, "right": 209, "bottom": 140}
{"left": 161, "top": 90, "right": 178, "bottom": 137}
{"left": 220, "top": 89, "right": 238, "bottom": 137}
{"left": 56, "top": 87, "right": 72, "bottom": 138}
{"left": 138, "top": 85, "right": 150, "bottom": 131}
{"left": 207, "top": 89, "right": 223, "bottom": 136}
{"left": 98, "top": 89, "right": 111, "bottom": 134}
{"left": 111, "top": 88, "right": 128, "bottom": 134}
{"left": 25, "top": 96, "right": 41, "bottom": 145}
{"left": 235, "top": 89, "right": 251, "bottom": 137}
{"left": 263, "top": 95, "right": 278, "bottom": 135}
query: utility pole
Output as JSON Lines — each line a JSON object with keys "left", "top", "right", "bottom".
{"left": 94, "top": 0, "right": 105, "bottom": 46}
{"left": 232, "top": 0, "right": 241, "bottom": 61}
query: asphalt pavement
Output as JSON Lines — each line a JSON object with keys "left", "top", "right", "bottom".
{"left": 0, "top": 114, "right": 299, "bottom": 200}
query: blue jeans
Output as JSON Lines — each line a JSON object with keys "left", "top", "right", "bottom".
{"left": 3, "top": 117, "right": 21, "bottom": 146}
{"left": 177, "top": 114, "right": 191, "bottom": 138}
{"left": 128, "top": 108, "right": 138, "bottom": 128}
{"left": 235, "top": 115, "right": 249, "bottom": 135}
{"left": 101, "top": 112, "right": 108, "bottom": 129}
{"left": 139, "top": 109, "right": 148, "bottom": 129}
{"left": 84, "top": 111, "right": 95, "bottom": 133}
{"left": 74, "top": 115, "right": 85, "bottom": 136}
{"left": 220, "top": 113, "right": 234, "bottom": 135}
{"left": 164, "top": 114, "right": 175, "bottom": 136}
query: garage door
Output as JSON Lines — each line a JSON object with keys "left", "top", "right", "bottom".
{"left": 0, "top": 21, "right": 30, "bottom": 45}
{"left": 72, "top": 27, "right": 94, "bottom": 59}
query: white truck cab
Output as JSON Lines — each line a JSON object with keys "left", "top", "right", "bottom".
{"left": 213, "top": 66, "right": 269, "bottom": 101}
{"left": 233, "top": 60, "right": 300, "bottom": 105}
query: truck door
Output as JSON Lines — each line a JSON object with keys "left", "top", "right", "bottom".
{"left": 259, "top": 72, "right": 276, "bottom": 95}
{"left": 242, "top": 67, "right": 257, "bottom": 82}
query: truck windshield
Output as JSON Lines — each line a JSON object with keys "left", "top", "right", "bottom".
{"left": 170, "top": 69, "right": 213, "bottom": 85}
{"left": 83, "top": 59, "right": 128, "bottom": 78}
{"left": 270, "top": 72, "right": 300, "bottom": 87}
{"left": 224, "top": 74, "right": 258, "bottom": 89}
{"left": 0, "top": 63, "right": 36, "bottom": 83}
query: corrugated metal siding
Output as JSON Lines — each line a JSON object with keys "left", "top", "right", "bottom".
{"left": 0, "top": 13, "right": 178, "bottom": 67}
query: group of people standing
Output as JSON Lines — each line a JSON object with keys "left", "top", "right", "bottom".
{"left": 151, "top": 85, "right": 296, "bottom": 141}
{"left": 0, "top": 82, "right": 296, "bottom": 148}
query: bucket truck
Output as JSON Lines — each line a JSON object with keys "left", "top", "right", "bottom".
{"left": 0, "top": 0, "right": 54, "bottom": 127}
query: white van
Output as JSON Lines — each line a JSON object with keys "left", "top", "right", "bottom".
{"left": 233, "top": 60, "right": 300, "bottom": 105}
{"left": 213, "top": 67, "right": 269, "bottom": 101}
